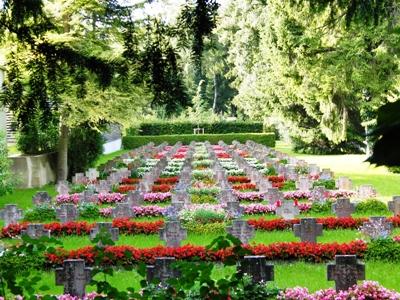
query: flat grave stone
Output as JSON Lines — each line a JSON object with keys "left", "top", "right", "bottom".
{"left": 293, "top": 218, "right": 323, "bottom": 243}
{"left": 226, "top": 220, "right": 255, "bottom": 244}
{"left": 332, "top": 198, "right": 355, "bottom": 217}
{"left": 159, "top": 220, "right": 187, "bottom": 247}
{"left": 146, "top": 257, "right": 180, "bottom": 285}
{"left": 56, "top": 204, "right": 78, "bottom": 223}
{"left": 327, "top": 255, "right": 365, "bottom": 292}
{"left": 112, "top": 203, "right": 133, "bottom": 219}
{"left": 388, "top": 196, "right": 400, "bottom": 216}
{"left": 276, "top": 201, "right": 300, "bottom": 220}
{"left": 0, "top": 204, "right": 23, "bottom": 226}
{"left": 55, "top": 259, "right": 92, "bottom": 298}
{"left": 32, "top": 191, "right": 52, "bottom": 206}
{"left": 360, "top": 216, "right": 392, "bottom": 240}
{"left": 21, "top": 223, "right": 51, "bottom": 239}
{"left": 238, "top": 255, "right": 274, "bottom": 284}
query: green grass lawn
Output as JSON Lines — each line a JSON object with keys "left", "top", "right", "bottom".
{"left": 275, "top": 141, "right": 400, "bottom": 202}
{"left": 94, "top": 150, "right": 130, "bottom": 167}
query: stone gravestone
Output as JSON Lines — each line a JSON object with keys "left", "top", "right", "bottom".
{"left": 311, "top": 186, "right": 328, "bottom": 203}
{"left": 159, "top": 221, "right": 187, "bottom": 247}
{"left": 327, "top": 255, "right": 365, "bottom": 292}
{"left": 276, "top": 201, "right": 300, "bottom": 220}
{"left": 238, "top": 255, "right": 274, "bottom": 284}
{"left": 90, "top": 222, "right": 119, "bottom": 246}
{"left": 332, "top": 198, "right": 355, "bottom": 217}
{"left": 32, "top": 191, "right": 52, "bottom": 206}
{"left": 172, "top": 190, "right": 189, "bottom": 205}
{"left": 225, "top": 201, "right": 244, "bottom": 218}
{"left": 360, "top": 217, "right": 392, "bottom": 240}
{"left": 264, "top": 188, "right": 283, "bottom": 205}
{"left": 336, "top": 177, "right": 352, "bottom": 190}
{"left": 320, "top": 168, "right": 333, "bottom": 180}
{"left": 81, "top": 190, "right": 96, "bottom": 204}
{"left": 295, "top": 176, "right": 312, "bottom": 191}
{"left": 56, "top": 181, "right": 70, "bottom": 195}
{"left": 219, "top": 189, "right": 237, "bottom": 204}
{"left": 226, "top": 220, "right": 255, "bottom": 244}
{"left": 55, "top": 259, "right": 92, "bottom": 298}
{"left": 96, "top": 180, "right": 111, "bottom": 194}
{"left": 86, "top": 168, "right": 99, "bottom": 181}
{"left": 72, "top": 173, "right": 86, "bottom": 185}
{"left": 388, "top": 196, "right": 400, "bottom": 216}
{"left": 21, "top": 223, "right": 51, "bottom": 239}
{"left": 112, "top": 203, "right": 133, "bottom": 219}
{"left": 357, "top": 184, "right": 377, "bottom": 200}
{"left": 146, "top": 257, "right": 180, "bottom": 285}
{"left": 258, "top": 179, "right": 272, "bottom": 193}
{"left": 56, "top": 204, "right": 78, "bottom": 223}
{"left": 308, "top": 164, "right": 320, "bottom": 177}
{"left": 127, "top": 190, "right": 144, "bottom": 206}
{"left": 0, "top": 204, "right": 23, "bottom": 226}
{"left": 293, "top": 218, "right": 323, "bottom": 243}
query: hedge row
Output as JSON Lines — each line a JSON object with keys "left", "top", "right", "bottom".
{"left": 122, "top": 133, "right": 276, "bottom": 149}
{"left": 127, "top": 121, "right": 263, "bottom": 136}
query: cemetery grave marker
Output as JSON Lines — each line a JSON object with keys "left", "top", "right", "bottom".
{"left": 310, "top": 186, "right": 328, "bottom": 203}
{"left": 336, "top": 176, "right": 352, "bottom": 190}
{"left": 159, "top": 221, "right": 187, "bottom": 247}
{"left": 226, "top": 219, "right": 255, "bottom": 244}
{"left": 276, "top": 201, "right": 300, "bottom": 220}
{"left": 90, "top": 222, "right": 119, "bottom": 246}
{"left": 320, "top": 168, "right": 333, "bottom": 180}
{"left": 327, "top": 255, "right": 365, "bottom": 292}
{"left": 295, "top": 176, "right": 312, "bottom": 191}
{"left": 72, "top": 173, "right": 86, "bottom": 185}
{"left": 357, "top": 184, "right": 377, "bottom": 199}
{"left": 293, "top": 218, "right": 323, "bottom": 243}
{"left": 0, "top": 204, "right": 23, "bottom": 226}
{"left": 56, "top": 204, "right": 78, "bottom": 223}
{"left": 265, "top": 188, "right": 283, "bottom": 205}
{"left": 225, "top": 201, "right": 244, "bottom": 218}
{"left": 238, "top": 256, "right": 274, "bottom": 284}
{"left": 219, "top": 189, "right": 237, "bottom": 204}
{"left": 55, "top": 259, "right": 92, "bottom": 298}
{"left": 112, "top": 203, "right": 133, "bottom": 219}
{"left": 21, "top": 223, "right": 51, "bottom": 239}
{"left": 56, "top": 181, "right": 70, "bottom": 195}
{"left": 388, "top": 196, "right": 400, "bottom": 216}
{"left": 32, "top": 191, "right": 52, "bottom": 206}
{"left": 146, "top": 257, "right": 180, "bottom": 285}
{"left": 127, "top": 190, "right": 144, "bottom": 206}
{"left": 360, "top": 217, "right": 392, "bottom": 239}
{"left": 332, "top": 198, "right": 355, "bottom": 217}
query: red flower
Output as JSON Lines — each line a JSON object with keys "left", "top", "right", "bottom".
{"left": 121, "top": 178, "right": 140, "bottom": 184}
{"left": 118, "top": 185, "right": 136, "bottom": 193}
{"left": 227, "top": 176, "right": 251, "bottom": 183}
{"left": 152, "top": 184, "right": 173, "bottom": 192}
{"left": 232, "top": 183, "right": 257, "bottom": 191}
{"left": 155, "top": 177, "right": 179, "bottom": 185}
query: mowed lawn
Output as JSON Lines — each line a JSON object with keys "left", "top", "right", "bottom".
{"left": 275, "top": 141, "right": 400, "bottom": 202}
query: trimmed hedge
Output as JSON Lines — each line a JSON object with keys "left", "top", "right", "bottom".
{"left": 122, "top": 133, "right": 275, "bottom": 149}
{"left": 128, "top": 121, "right": 263, "bottom": 136}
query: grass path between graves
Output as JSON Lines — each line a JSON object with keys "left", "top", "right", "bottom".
{"left": 8, "top": 261, "right": 399, "bottom": 297}
{"left": 275, "top": 141, "right": 400, "bottom": 202}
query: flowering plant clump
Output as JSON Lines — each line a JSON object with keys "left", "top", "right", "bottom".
{"left": 278, "top": 281, "right": 400, "bottom": 300}
{"left": 243, "top": 203, "right": 277, "bottom": 215}
{"left": 0, "top": 292, "right": 100, "bottom": 300}
{"left": 226, "top": 169, "right": 246, "bottom": 176}
{"left": 56, "top": 194, "right": 81, "bottom": 205}
{"left": 121, "top": 178, "right": 140, "bottom": 184}
{"left": 97, "top": 193, "right": 125, "bottom": 204}
{"left": 117, "top": 185, "right": 136, "bottom": 193}
{"left": 143, "top": 192, "right": 172, "bottom": 203}
{"left": 151, "top": 184, "right": 173, "bottom": 192}
{"left": 132, "top": 205, "right": 165, "bottom": 217}
{"left": 232, "top": 183, "right": 257, "bottom": 191}
{"left": 99, "top": 207, "right": 113, "bottom": 217}
{"left": 234, "top": 191, "right": 264, "bottom": 202}
{"left": 155, "top": 177, "right": 179, "bottom": 185}
{"left": 227, "top": 176, "right": 251, "bottom": 183}
{"left": 284, "top": 190, "right": 355, "bottom": 201}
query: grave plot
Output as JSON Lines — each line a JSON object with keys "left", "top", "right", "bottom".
{"left": 1, "top": 141, "right": 400, "bottom": 297}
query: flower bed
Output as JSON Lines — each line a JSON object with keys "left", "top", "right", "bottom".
{"left": 45, "top": 240, "right": 368, "bottom": 266}
{"left": 143, "top": 192, "right": 172, "bottom": 203}
{"left": 283, "top": 190, "right": 355, "bottom": 201}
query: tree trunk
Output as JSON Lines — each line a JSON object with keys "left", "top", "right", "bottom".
{"left": 212, "top": 73, "right": 219, "bottom": 113}
{"left": 57, "top": 123, "right": 69, "bottom": 182}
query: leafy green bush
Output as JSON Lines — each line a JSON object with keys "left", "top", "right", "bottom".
{"left": 24, "top": 205, "right": 56, "bottom": 222}
{"left": 68, "top": 125, "right": 104, "bottom": 179}
{"left": 309, "top": 200, "right": 333, "bottom": 214}
{"left": 313, "top": 179, "right": 336, "bottom": 190}
{"left": 355, "top": 199, "right": 389, "bottom": 214}
{"left": 70, "top": 184, "right": 86, "bottom": 193}
{"left": 365, "top": 238, "right": 400, "bottom": 262}
{"left": 389, "top": 166, "right": 400, "bottom": 174}
{"left": 123, "top": 133, "right": 276, "bottom": 149}
{"left": 190, "top": 194, "right": 218, "bottom": 204}
{"left": 281, "top": 180, "right": 296, "bottom": 191}
{"left": 192, "top": 209, "right": 225, "bottom": 224}
{"left": 129, "top": 121, "right": 264, "bottom": 136}
{"left": 0, "top": 131, "right": 15, "bottom": 196}
{"left": 78, "top": 203, "right": 100, "bottom": 219}
{"left": 0, "top": 249, "right": 45, "bottom": 274}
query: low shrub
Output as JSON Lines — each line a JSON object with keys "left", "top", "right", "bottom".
{"left": 24, "top": 205, "right": 56, "bottom": 222}
{"left": 313, "top": 179, "right": 336, "bottom": 190}
{"left": 355, "top": 199, "right": 389, "bottom": 214}
{"left": 78, "top": 203, "right": 100, "bottom": 219}
{"left": 365, "top": 238, "right": 400, "bottom": 262}
{"left": 281, "top": 181, "right": 296, "bottom": 191}
{"left": 309, "top": 201, "right": 333, "bottom": 214}
{"left": 123, "top": 133, "right": 276, "bottom": 149}
{"left": 190, "top": 194, "right": 218, "bottom": 204}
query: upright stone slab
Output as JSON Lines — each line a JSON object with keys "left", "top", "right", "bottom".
{"left": 159, "top": 221, "right": 187, "bottom": 247}
{"left": 336, "top": 177, "right": 352, "bottom": 190}
{"left": 56, "top": 204, "right": 78, "bottom": 223}
{"left": 357, "top": 184, "right": 377, "bottom": 200}
{"left": 56, "top": 181, "right": 70, "bottom": 195}
{"left": 276, "top": 201, "right": 300, "bottom": 220}
{"left": 21, "top": 223, "right": 51, "bottom": 239}
{"left": 264, "top": 188, "right": 283, "bottom": 205}
{"left": 258, "top": 179, "right": 272, "bottom": 193}
{"left": 90, "top": 222, "right": 119, "bottom": 246}
{"left": 320, "top": 168, "right": 333, "bottom": 180}
{"left": 295, "top": 176, "right": 312, "bottom": 191}
{"left": 388, "top": 196, "right": 400, "bottom": 216}
{"left": 308, "top": 164, "right": 320, "bottom": 177}
{"left": 112, "top": 203, "right": 133, "bottom": 219}
{"left": 310, "top": 186, "right": 328, "bottom": 203}
{"left": 96, "top": 180, "right": 111, "bottom": 194}
{"left": 146, "top": 257, "right": 180, "bottom": 284}
{"left": 225, "top": 201, "right": 244, "bottom": 218}
{"left": 226, "top": 220, "right": 255, "bottom": 244}
{"left": 127, "top": 190, "right": 144, "bottom": 206}
{"left": 293, "top": 218, "right": 323, "bottom": 243}
{"left": 85, "top": 168, "right": 99, "bottom": 181}
{"left": 55, "top": 259, "right": 92, "bottom": 298}
{"left": 219, "top": 189, "right": 237, "bottom": 204}
{"left": 81, "top": 190, "right": 96, "bottom": 204}
{"left": 172, "top": 190, "right": 189, "bottom": 205}
{"left": 327, "top": 255, "right": 365, "bottom": 292}
{"left": 332, "top": 198, "right": 355, "bottom": 217}
{"left": 360, "top": 217, "right": 392, "bottom": 239}
{"left": 238, "top": 256, "right": 274, "bottom": 284}
{"left": 72, "top": 173, "right": 86, "bottom": 185}
{"left": 32, "top": 191, "right": 52, "bottom": 206}
{"left": 0, "top": 204, "right": 23, "bottom": 226}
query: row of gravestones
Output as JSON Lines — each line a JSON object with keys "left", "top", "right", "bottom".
{"left": 241, "top": 141, "right": 378, "bottom": 198}
{"left": 54, "top": 254, "right": 365, "bottom": 297}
